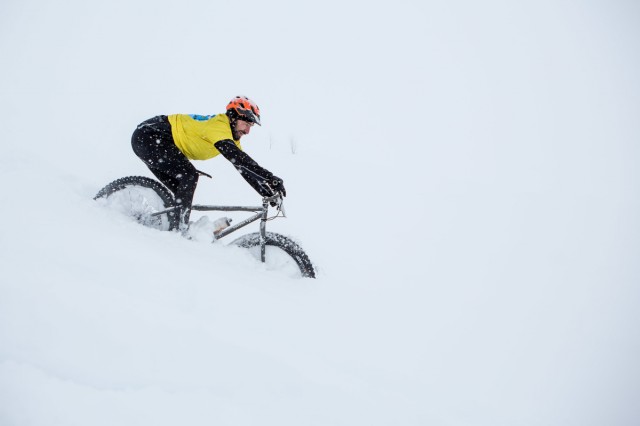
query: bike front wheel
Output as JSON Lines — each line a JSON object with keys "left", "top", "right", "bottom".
{"left": 231, "top": 232, "right": 316, "bottom": 278}
{"left": 94, "top": 176, "right": 178, "bottom": 231}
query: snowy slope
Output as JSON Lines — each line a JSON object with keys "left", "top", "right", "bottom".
{"left": 1, "top": 1, "right": 640, "bottom": 425}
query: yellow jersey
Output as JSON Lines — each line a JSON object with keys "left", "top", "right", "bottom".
{"left": 167, "top": 113, "right": 242, "bottom": 160}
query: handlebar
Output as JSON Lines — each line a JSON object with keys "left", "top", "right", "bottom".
{"left": 263, "top": 192, "right": 286, "bottom": 217}
{"left": 262, "top": 192, "right": 283, "bottom": 205}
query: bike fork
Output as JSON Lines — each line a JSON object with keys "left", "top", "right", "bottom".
{"left": 260, "top": 199, "right": 268, "bottom": 262}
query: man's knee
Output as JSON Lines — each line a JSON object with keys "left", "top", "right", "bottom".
{"left": 176, "top": 173, "right": 198, "bottom": 200}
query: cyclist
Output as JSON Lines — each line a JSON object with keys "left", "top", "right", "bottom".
{"left": 131, "top": 96, "right": 285, "bottom": 230}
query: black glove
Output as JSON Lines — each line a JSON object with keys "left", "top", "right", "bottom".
{"left": 270, "top": 176, "right": 286, "bottom": 197}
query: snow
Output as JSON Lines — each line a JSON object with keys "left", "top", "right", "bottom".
{"left": 1, "top": 0, "right": 639, "bottom": 425}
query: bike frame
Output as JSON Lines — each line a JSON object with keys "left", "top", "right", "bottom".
{"left": 151, "top": 193, "right": 282, "bottom": 263}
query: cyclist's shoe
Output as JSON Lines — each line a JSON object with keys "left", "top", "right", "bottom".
{"left": 212, "top": 217, "right": 231, "bottom": 234}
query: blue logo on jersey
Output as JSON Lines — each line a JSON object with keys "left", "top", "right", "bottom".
{"left": 189, "top": 114, "right": 216, "bottom": 121}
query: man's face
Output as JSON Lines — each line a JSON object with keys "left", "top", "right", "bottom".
{"left": 232, "top": 119, "right": 254, "bottom": 140}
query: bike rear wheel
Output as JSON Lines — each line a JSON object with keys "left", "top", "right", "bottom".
{"left": 231, "top": 232, "right": 316, "bottom": 278}
{"left": 94, "top": 176, "right": 177, "bottom": 230}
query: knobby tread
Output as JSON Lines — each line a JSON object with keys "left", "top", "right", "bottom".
{"left": 231, "top": 232, "right": 316, "bottom": 278}
{"left": 94, "top": 176, "right": 178, "bottom": 229}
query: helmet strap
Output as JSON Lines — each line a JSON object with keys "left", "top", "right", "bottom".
{"left": 227, "top": 110, "right": 242, "bottom": 140}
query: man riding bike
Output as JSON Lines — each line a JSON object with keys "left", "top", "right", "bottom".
{"left": 131, "top": 96, "right": 285, "bottom": 231}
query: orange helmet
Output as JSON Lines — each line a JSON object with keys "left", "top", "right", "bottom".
{"left": 226, "top": 96, "right": 261, "bottom": 125}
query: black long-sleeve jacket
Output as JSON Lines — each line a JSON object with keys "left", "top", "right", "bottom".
{"left": 214, "top": 139, "right": 275, "bottom": 197}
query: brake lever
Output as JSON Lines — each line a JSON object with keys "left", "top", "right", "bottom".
{"left": 263, "top": 191, "right": 286, "bottom": 217}
{"left": 278, "top": 194, "right": 287, "bottom": 218}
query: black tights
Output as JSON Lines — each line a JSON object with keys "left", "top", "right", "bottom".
{"left": 131, "top": 115, "right": 198, "bottom": 227}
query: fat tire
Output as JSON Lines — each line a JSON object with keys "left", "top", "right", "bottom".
{"left": 94, "top": 176, "right": 178, "bottom": 230}
{"left": 231, "top": 232, "right": 316, "bottom": 278}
